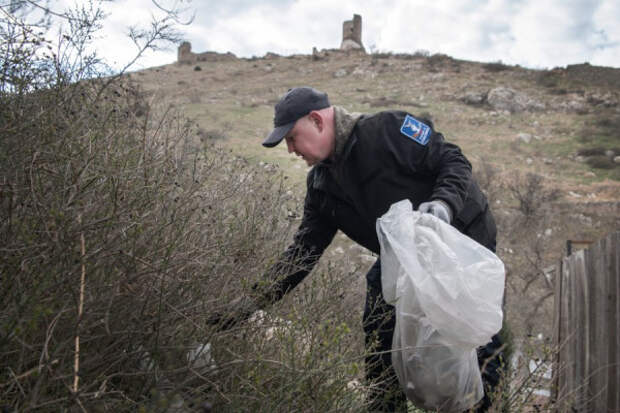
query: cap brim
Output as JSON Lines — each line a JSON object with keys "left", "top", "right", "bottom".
{"left": 262, "top": 121, "right": 295, "bottom": 148}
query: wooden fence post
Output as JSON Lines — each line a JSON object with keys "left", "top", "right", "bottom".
{"left": 553, "top": 231, "right": 619, "bottom": 412}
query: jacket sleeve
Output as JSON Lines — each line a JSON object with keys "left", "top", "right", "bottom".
{"left": 423, "top": 131, "right": 472, "bottom": 216}
{"left": 385, "top": 112, "right": 472, "bottom": 217}
{"left": 256, "top": 171, "right": 337, "bottom": 305}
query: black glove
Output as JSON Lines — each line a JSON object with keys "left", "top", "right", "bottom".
{"left": 207, "top": 296, "right": 260, "bottom": 331}
{"left": 418, "top": 200, "right": 452, "bottom": 224}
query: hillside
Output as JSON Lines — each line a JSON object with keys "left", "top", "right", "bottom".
{"left": 131, "top": 49, "right": 619, "bottom": 355}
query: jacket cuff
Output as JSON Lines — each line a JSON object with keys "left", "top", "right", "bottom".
{"left": 433, "top": 199, "right": 453, "bottom": 223}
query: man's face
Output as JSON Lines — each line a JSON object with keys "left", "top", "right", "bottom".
{"left": 284, "top": 115, "right": 332, "bottom": 166}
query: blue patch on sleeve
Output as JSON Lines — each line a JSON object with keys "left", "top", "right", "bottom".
{"left": 400, "top": 114, "right": 431, "bottom": 145}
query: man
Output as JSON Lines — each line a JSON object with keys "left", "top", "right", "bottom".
{"left": 221, "top": 87, "right": 504, "bottom": 412}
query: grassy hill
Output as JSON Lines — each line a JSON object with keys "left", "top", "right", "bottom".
{"left": 131, "top": 50, "right": 619, "bottom": 337}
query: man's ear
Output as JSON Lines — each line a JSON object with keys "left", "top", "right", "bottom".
{"left": 308, "top": 111, "right": 323, "bottom": 131}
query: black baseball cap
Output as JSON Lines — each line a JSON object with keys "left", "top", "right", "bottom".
{"left": 262, "top": 87, "right": 330, "bottom": 148}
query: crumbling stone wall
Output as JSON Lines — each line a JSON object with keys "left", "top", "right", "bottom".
{"left": 340, "top": 14, "right": 364, "bottom": 52}
{"left": 177, "top": 42, "right": 238, "bottom": 64}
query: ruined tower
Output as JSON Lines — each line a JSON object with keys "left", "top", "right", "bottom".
{"left": 177, "top": 41, "right": 194, "bottom": 64}
{"left": 340, "top": 14, "right": 364, "bottom": 52}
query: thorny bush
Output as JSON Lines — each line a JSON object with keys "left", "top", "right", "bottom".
{"left": 0, "top": 76, "right": 369, "bottom": 411}
{"left": 0, "top": 3, "right": 370, "bottom": 411}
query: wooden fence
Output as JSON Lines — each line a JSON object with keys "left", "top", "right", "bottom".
{"left": 553, "top": 231, "right": 619, "bottom": 412}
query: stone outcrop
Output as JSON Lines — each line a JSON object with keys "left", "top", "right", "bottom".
{"left": 487, "top": 87, "right": 545, "bottom": 113}
{"left": 340, "top": 14, "right": 365, "bottom": 52}
{"left": 459, "top": 87, "right": 545, "bottom": 113}
{"left": 177, "top": 42, "right": 237, "bottom": 64}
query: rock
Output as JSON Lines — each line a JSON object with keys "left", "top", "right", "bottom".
{"left": 487, "top": 87, "right": 545, "bottom": 113}
{"left": 517, "top": 133, "right": 532, "bottom": 143}
{"left": 352, "top": 66, "right": 376, "bottom": 78}
{"left": 570, "top": 213, "right": 592, "bottom": 225}
{"left": 264, "top": 52, "right": 280, "bottom": 59}
{"left": 587, "top": 92, "right": 618, "bottom": 107}
{"left": 604, "top": 149, "right": 615, "bottom": 157}
{"left": 312, "top": 47, "right": 324, "bottom": 61}
{"left": 334, "top": 69, "right": 347, "bottom": 78}
{"left": 562, "top": 99, "right": 588, "bottom": 113}
{"left": 460, "top": 91, "right": 486, "bottom": 105}
{"left": 341, "top": 39, "right": 364, "bottom": 51}
{"left": 201, "top": 402, "right": 213, "bottom": 413}
{"left": 526, "top": 158, "right": 533, "bottom": 164}
{"left": 614, "top": 156, "right": 620, "bottom": 164}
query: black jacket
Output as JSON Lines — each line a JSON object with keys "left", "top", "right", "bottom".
{"left": 261, "top": 110, "right": 496, "bottom": 303}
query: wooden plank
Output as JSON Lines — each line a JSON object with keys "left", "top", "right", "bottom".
{"left": 566, "top": 251, "right": 577, "bottom": 410}
{"left": 559, "top": 256, "right": 571, "bottom": 411}
{"left": 587, "top": 239, "right": 605, "bottom": 412}
{"left": 608, "top": 232, "right": 619, "bottom": 412}
{"left": 552, "top": 256, "right": 563, "bottom": 403}
{"left": 563, "top": 252, "right": 577, "bottom": 410}
{"left": 574, "top": 250, "right": 588, "bottom": 412}
{"left": 585, "top": 244, "right": 596, "bottom": 412}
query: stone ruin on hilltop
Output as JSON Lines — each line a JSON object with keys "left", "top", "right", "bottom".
{"left": 177, "top": 42, "right": 237, "bottom": 64}
{"left": 177, "top": 14, "right": 365, "bottom": 64}
{"left": 340, "top": 14, "right": 365, "bottom": 52}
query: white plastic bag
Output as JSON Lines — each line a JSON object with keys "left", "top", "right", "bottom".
{"left": 376, "top": 200, "right": 505, "bottom": 412}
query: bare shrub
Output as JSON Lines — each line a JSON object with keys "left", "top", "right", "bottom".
{"left": 0, "top": 75, "right": 370, "bottom": 411}
{"left": 483, "top": 61, "right": 511, "bottom": 72}
{"left": 426, "top": 53, "right": 460, "bottom": 73}
{"left": 507, "top": 172, "right": 561, "bottom": 224}
{"left": 576, "top": 146, "right": 606, "bottom": 156}
{"left": 197, "top": 128, "right": 227, "bottom": 141}
{"left": 473, "top": 160, "right": 501, "bottom": 206}
{"left": 0, "top": 4, "right": 371, "bottom": 412}
{"left": 586, "top": 155, "right": 616, "bottom": 169}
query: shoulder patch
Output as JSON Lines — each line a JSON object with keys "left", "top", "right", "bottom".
{"left": 400, "top": 114, "right": 431, "bottom": 145}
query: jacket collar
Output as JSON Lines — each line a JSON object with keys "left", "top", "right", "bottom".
{"left": 330, "top": 105, "right": 363, "bottom": 163}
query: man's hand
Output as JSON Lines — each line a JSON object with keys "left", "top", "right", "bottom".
{"left": 418, "top": 200, "right": 452, "bottom": 224}
{"left": 207, "top": 296, "right": 260, "bottom": 331}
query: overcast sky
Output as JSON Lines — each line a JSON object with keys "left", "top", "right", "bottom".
{"left": 64, "top": 0, "right": 620, "bottom": 71}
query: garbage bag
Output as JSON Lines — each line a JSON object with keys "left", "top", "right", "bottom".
{"left": 376, "top": 200, "right": 505, "bottom": 412}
